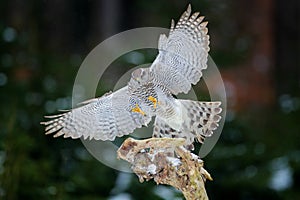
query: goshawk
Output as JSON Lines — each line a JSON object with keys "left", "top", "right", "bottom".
{"left": 41, "top": 5, "right": 222, "bottom": 148}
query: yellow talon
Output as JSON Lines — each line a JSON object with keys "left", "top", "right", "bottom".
{"left": 131, "top": 104, "right": 145, "bottom": 116}
{"left": 148, "top": 96, "right": 160, "bottom": 109}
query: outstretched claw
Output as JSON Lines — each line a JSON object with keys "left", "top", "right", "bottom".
{"left": 131, "top": 104, "right": 145, "bottom": 116}
{"left": 148, "top": 96, "right": 160, "bottom": 109}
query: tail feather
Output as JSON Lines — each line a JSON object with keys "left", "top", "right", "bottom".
{"left": 152, "top": 99, "right": 222, "bottom": 149}
{"left": 180, "top": 100, "right": 222, "bottom": 142}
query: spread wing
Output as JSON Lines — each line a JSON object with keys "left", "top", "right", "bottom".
{"left": 150, "top": 4, "right": 210, "bottom": 95}
{"left": 41, "top": 87, "right": 151, "bottom": 141}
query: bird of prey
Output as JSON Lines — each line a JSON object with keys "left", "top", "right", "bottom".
{"left": 41, "top": 5, "right": 222, "bottom": 148}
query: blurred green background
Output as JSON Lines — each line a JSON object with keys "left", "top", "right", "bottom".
{"left": 0, "top": 0, "right": 299, "bottom": 199}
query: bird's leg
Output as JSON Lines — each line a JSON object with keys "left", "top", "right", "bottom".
{"left": 148, "top": 96, "right": 160, "bottom": 109}
{"left": 131, "top": 104, "right": 145, "bottom": 116}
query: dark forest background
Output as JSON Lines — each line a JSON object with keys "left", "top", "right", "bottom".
{"left": 0, "top": 0, "right": 299, "bottom": 199}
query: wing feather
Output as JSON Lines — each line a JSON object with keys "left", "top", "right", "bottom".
{"left": 150, "top": 4, "right": 210, "bottom": 95}
{"left": 41, "top": 86, "right": 150, "bottom": 140}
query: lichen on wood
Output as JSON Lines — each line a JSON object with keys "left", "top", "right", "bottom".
{"left": 117, "top": 137, "right": 212, "bottom": 200}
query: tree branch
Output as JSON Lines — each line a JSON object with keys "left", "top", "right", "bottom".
{"left": 117, "top": 137, "right": 212, "bottom": 200}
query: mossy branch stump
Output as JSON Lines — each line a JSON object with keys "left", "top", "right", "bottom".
{"left": 117, "top": 137, "right": 212, "bottom": 200}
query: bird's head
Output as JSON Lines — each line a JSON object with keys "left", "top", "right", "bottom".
{"left": 131, "top": 68, "right": 151, "bottom": 84}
